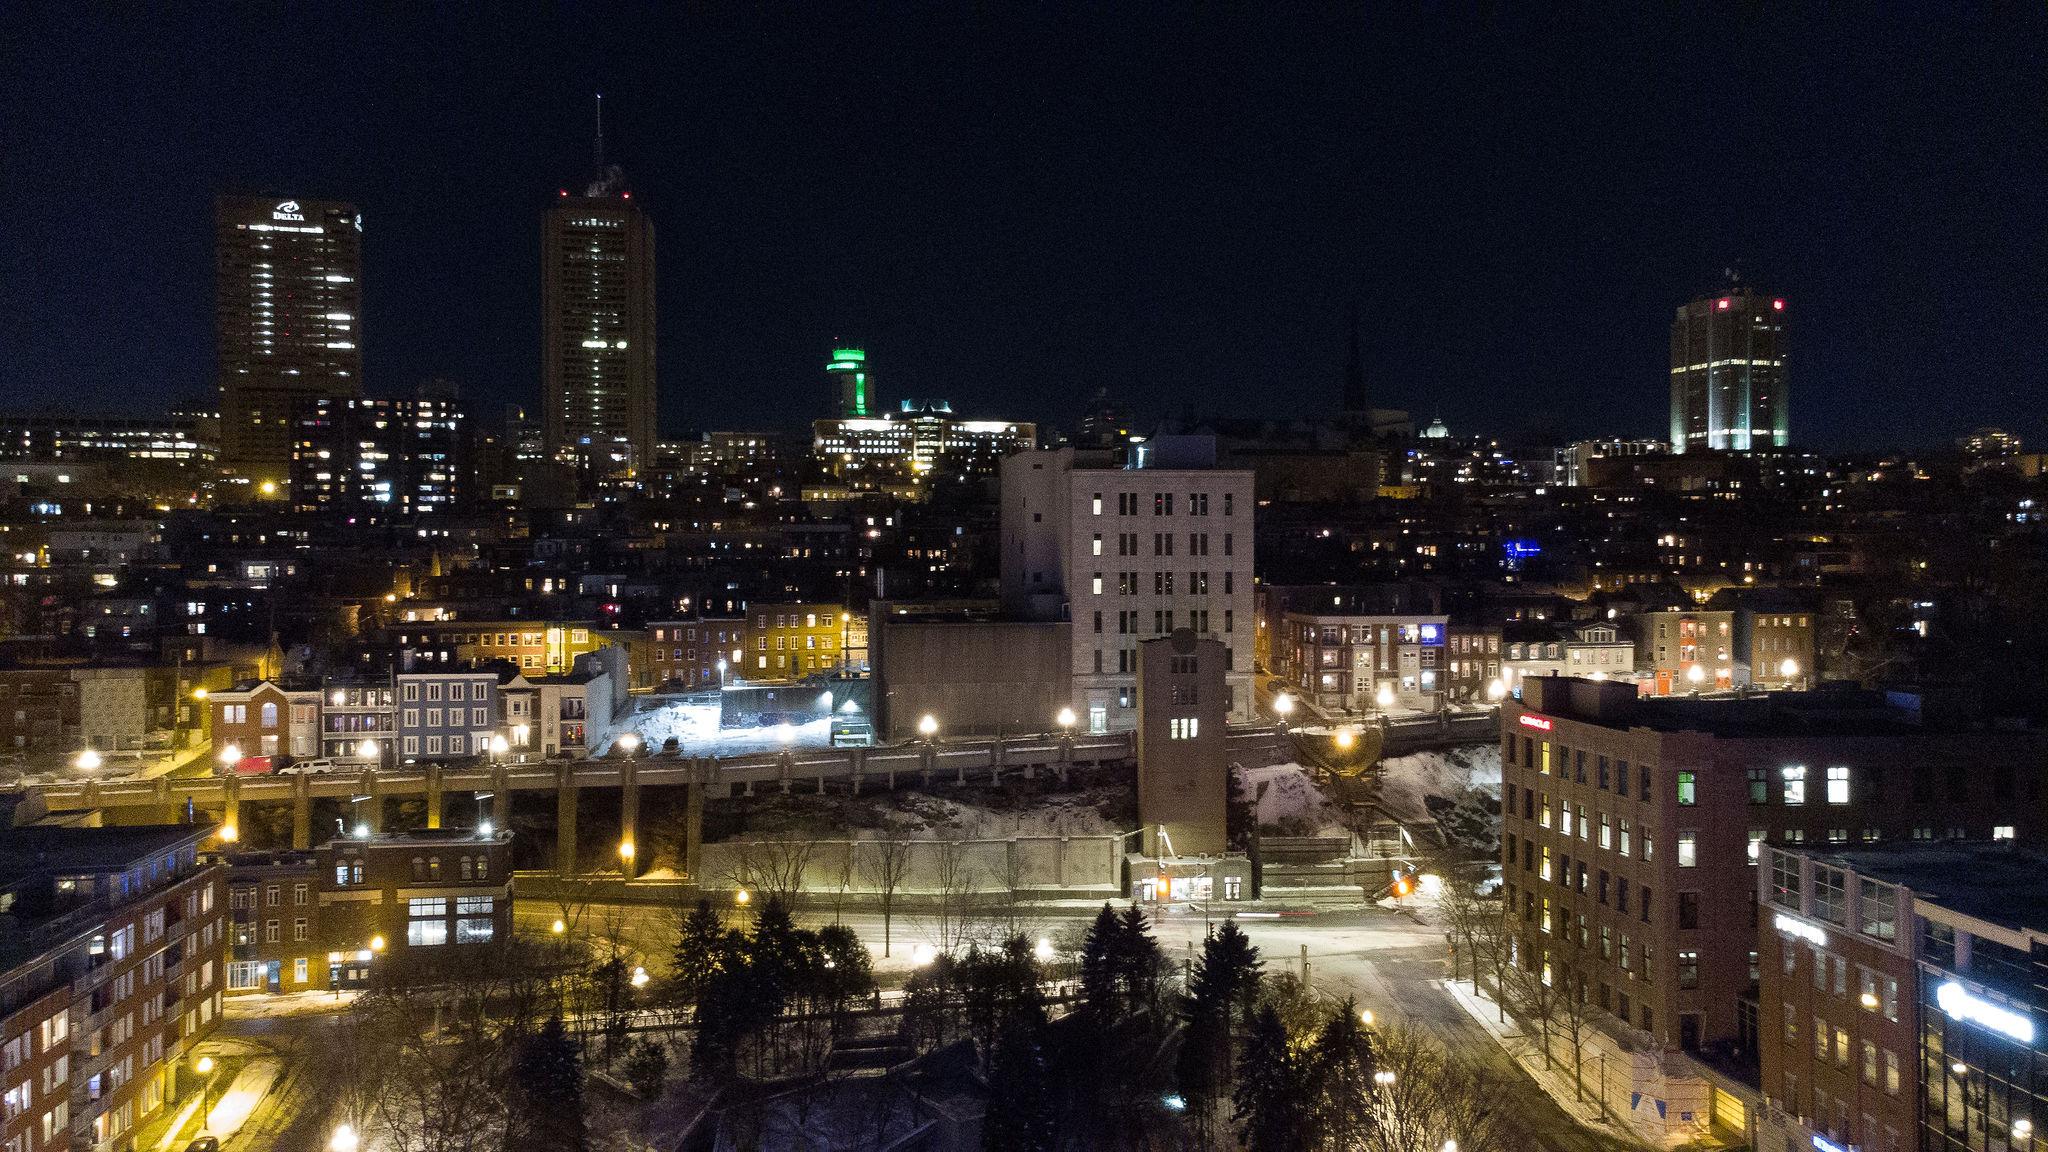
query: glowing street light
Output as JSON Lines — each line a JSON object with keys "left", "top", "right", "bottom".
{"left": 1486, "top": 678, "right": 1508, "bottom": 702}
{"left": 218, "top": 743, "right": 241, "bottom": 769}
{"left": 629, "top": 965, "right": 650, "bottom": 989}
{"left": 218, "top": 824, "right": 239, "bottom": 843}
{"left": 357, "top": 738, "right": 380, "bottom": 762}
{"left": 734, "top": 888, "right": 751, "bottom": 906}
{"left": 1375, "top": 683, "right": 1396, "bottom": 711}
{"left": 1334, "top": 728, "right": 1356, "bottom": 750}
{"left": 1359, "top": 1008, "right": 1375, "bottom": 1027}
{"left": 917, "top": 713, "right": 939, "bottom": 740}
{"left": 329, "top": 1124, "right": 360, "bottom": 1152}
{"left": 369, "top": 934, "right": 386, "bottom": 952}
{"left": 191, "top": 687, "right": 209, "bottom": 701}
{"left": 912, "top": 943, "right": 938, "bottom": 966}
{"left": 616, "top": 732, "right": 641, "bottom": 756}
{"left": 1374, "top": 1070, "right": 1397, "bottom": 1087}
{"left": 1780, "top": 657, "right": 1800, "bottom": 681}
{"left": 617, "top": 840, "right": 636, "bottom": 863}
{"left": 1055, "top": 706, "right": 1076, "bottom": 732}
{"left": 1033, "top": 937, "right": 1055, "bottom": 963}
{"left": 74, "top": 748, "right": 101, "bottom": 772}
{"left": 550, "top": 918, "right": 567, "bottom": 935}
{"left": 489, "top": 733, "right": 509, "bottom": 757}
{"left": 195, "top": 1054, "right": 218, "bottom": 1132}
{"left": 1686, "top": 664, "right": 1706, "bottom": 689}
{"left": 1273, "top": 693, "right": 1295, "bottom": 719}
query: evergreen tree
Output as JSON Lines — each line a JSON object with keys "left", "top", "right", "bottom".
{"left": 671, "top": 898, "right": 731, "bottom": 1010}
{"left": 504, "top": 1015, "right": 587, "bottom": 1152}
{"left": 1112, "top": 907, "right": 1164, "bottom": 1011}
{"left": 981, "top": 998, "right": 1054, "bottom": 1152}
{"left": 1177, "top": 922, "right": 1265, "bottom": 1141}
{"left": 1308, "top": 998, "right": 1376, "bottom": 1149}
{"left": 1079, "top": 904, "right": 1123, "bottom": 1024}
{"left": 1234, "top": 1004, "right": 1316, "bottom": 1152}
{"left": 622, "top": 1038, "right": 670, "bottom": 1099}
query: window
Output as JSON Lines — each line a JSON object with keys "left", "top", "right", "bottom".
{"left": 1826, "top": 765, "right": 1850, "bottom": 805}
{"left": 1770, "top": 853, "right": 1801, "bottom": 908}
{"left": 1883, "top": 1049, "right": 1899, "bottom": 1095}
{"left": 1677, "top": 832, "right": 1697, "bottom": 868}
{"left": 1678, "top": 891, "right": 1699, "bottom": 929}
{"left": 1748, "top": 766, "right": 1769, "bottom": 804}
{"left": 292, "top": 918, "right": 307, "bottom": 942}
{"left": 1677, "top": 951, "right": 1698, "bottom": 989}
{"left": 456, "top": 896, "right": 494, "bottom": 944}
{"left": 1676, "top": 770, "right": 1697, "bottom": 806}
{"left": 1747, "top": 829, "right": 1765, "bottom": 865}
{"left": 1169, "top": 718, "right": 1199, "bottom": 740}
{"left": 1812, "top": 864, "right": 1846, "bottom": 925}
{"left": 1783, "top": 1003, "right": 1798, "bottom": 1044}
{"left": 1782, "top": 765, "right": 1806, "bottom": 805}
{"left": 293, "top": 884, "right": 307, "bottom": 906}
{"left": 264, "top": 920, "right": 279, "bottom": 943}
{"left": 1598, "top": 814, "right": 1611, "bottom": 849}
{"left": 407, "top": 898, "right": 448, "bottom": 947}
{"left": 294, "top": 957, "right": 308, "bottom": 984}
{"left": 1858, "top": 879, "right": 1895, "bottom": 940}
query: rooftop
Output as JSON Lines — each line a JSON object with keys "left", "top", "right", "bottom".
{"left": 1798, "top": 843, "right": 2048, "bottom": 937}
{"left": 1517, "top": 676, "right": 2008, "bottom": 738}
{"left": 0, "top": 824, "right": 212, "bottom": 887}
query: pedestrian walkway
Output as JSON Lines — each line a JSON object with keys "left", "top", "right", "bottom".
{"left": 1441, "top": 977, "right": 1643, "bottom": 1145}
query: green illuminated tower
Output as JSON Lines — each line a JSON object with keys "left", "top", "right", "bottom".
{"left": 827, "top": 346, "right": 870, "bottom": 417}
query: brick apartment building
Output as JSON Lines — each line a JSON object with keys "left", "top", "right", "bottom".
{"left": 644, "top": 616, "right": 746, "bottom": 690}
{"left": 207, "top": 679, "right": 320, "bottom": 763}
{"left": 1756, "top": 842, "right": 2048, "bottom": 1152}
{"left": 0, "top": 825, "right": 225, "bottom": 1152}
{"left": 1500, "top": 676, "right": 2047, "bottom": 1062}
{"left": 226, "top": 830, "right": 514, "bottom": 994}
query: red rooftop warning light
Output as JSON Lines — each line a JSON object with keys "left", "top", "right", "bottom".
{"left": 1716, "top": 298, "right": 1731, "bottom": 310}
{"left": 1773, "top": 299, "right": 1786, "bottom": 310}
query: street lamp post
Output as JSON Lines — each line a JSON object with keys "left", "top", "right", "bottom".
{"left": 194, "top": 1055, "right": 217, "bottom": 1133}
{"left": 475, "top": 792, "right": 493, "bottom": 838}
{"left": 917, "top": 713, "right": 938, "bottom": 742}
{"left": 1375, "top": 682, "right": 1396, "bottom": 723}
{"left": 1273, "top": 692, "right": 1294, "bottom": 733}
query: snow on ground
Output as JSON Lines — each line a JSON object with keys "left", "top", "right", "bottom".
{"left": 1374, "top": 744, "right": 1501, "bottom": 855}
{"left": 1240, "top": 762, "right": 1353, "bottom": 838}
{"left": 873, "top": 789, "right": 1123, "bottom": 840}
{"left": 604, "top": 700, "right": 834, "bottom": 756}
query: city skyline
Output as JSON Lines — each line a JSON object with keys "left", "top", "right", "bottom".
{"left": 2, "top": 9, "right": 2043, "bottom": 447}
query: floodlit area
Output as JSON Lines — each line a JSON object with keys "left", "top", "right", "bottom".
{"left": 606, "top": 699, "right": 836, "bottom": 756}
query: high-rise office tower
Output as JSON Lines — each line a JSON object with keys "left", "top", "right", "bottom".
{"left": 1669, "top": 286, "right": 1788, "bottom": 453}
{"left": 216, "top": 195, "right": 362, "bottom": 489}
{"left": 827, "top": 346, "right": 871, "bottom": 417}
{"left": 541, "top": 110, "right": 656, "bottom": 477}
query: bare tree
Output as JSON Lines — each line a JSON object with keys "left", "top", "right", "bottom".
{"left": 1470, "top": 909, "right": 1517, "bottom": 1024}
{"left": 1554, "top": 964, "right": 1599, "bottom": 1104}
{"left": 1435, "top": 881, "right": 1496, "bottom": 988}
{"left": 858, "top": 830, "right": 914, "bottom": 958}
{"left": 1508, "top": 951, "right": 1565, "bottom": 1072}
{"left": 719, "top": 838, "right": 816, "bottom": 909}
{"left": 924, "top": 840, "right": 983, "bottom": 954}
{"left": 1360, "top": 1023, "right": 1522, "bottom": 1152}
{"left": 830, "top": 840, "right": 858, "bottom": 924}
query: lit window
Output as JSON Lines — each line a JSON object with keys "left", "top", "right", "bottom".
{"left": 1677, "top": 832, "right": 1697, "bottom": 868}
{"left": 1825, "top": 765, "right": 1850, "bottom": 805}
{"left": 1782, "top": 766, "right": 1807, "bottom": 806}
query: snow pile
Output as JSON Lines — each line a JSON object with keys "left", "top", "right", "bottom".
{"left": 877, "top": 790, "right": 1123, "bottom": 840}
{"left": 1240, "top": 762, "right": 1352, "bottom": 838}
{"left": 606, "top": 700, "right": 834, "bottom": 756}
{"left": 1375, "top": 745, "right": 1502, "bottom": 855}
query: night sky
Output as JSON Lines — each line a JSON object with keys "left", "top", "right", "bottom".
{"left": 3, "top": 7, "right": 2043, "bottom": 449}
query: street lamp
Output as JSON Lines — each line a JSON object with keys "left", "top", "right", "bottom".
{"left": 192, "top": 687, "right": 209, "bottom": 701}
{"left": 369, "top": 934, "right": 386, "bottom": 952}
{"left": 617, "top": 840, "right": 635, "bottom": 864}
{"left": 1055, "top": 706, "right": 1075, "bottom": 733}
{"left": 1359, "top": 1008, "right": 1375, "bottom": 1027}
{"left": 217, "top": 743, "right": 241, "bottom": 771}
{"left": 1034, "top": 937, "right": 1055, "bottom": 963}
{"left": 217, "top": 823, "right": 238, "bottom": 844}
{"left": 475, "top": 791, "right": 494, "bottom": 838}
{"left": 1375, "top": 683, "right": 1395, "bottom": 717}
{"left": 1334, "top": 727, "right": 1356, "bottom": 751}
{"left": 1686, "top": 663, "right": 1705, "bottom": 692}
{"left": 489, "top": 733, "right": 509, "bottom": 759}
{"left": 1273, "top": 692, "right": 1294, "bottom": 731}
{"left": 734, "top": 888, "right": 751, "bottom": 907}
{"left": 917, "top": 713, "right": 939, "bottom": 741}
{"left": 1486, "top": 678, "right": 1508, "bottom": 702}
{"left": 630, "top": 965, "right": 649, "bottom": 989}
{"left": 357, "top": 738, "right": 380, "bottom": 764}
{"left": 195, "top": 1055, "right": 217, "bottom": 1132}
{"left": 74, "top": 748, "right": 101, "bottom": 772}
{"left": 616, "top": 732, "right": 641, "bottom": 757}
{"left": 1373, "top": 1070, "right": 1397, "bottom": 1087}
{"left": 329, "top": 1123, "right": 360, "bottom": 1152}
{"left": 550, "top": 918, "right": 567, "bottom": 935}
{"left": 1779, "top": 657, "right": 1800, "bottom": 683}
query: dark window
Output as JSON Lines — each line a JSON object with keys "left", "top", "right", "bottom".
{"left": 1616, "top": 761, "right": 1629, "bottom": 796}
{"left": 1946, "top": 771, "right": 1968, "bottom": 802}
{"left": 1598, "top": 870, "right": 1610, "bottom": 905}
{"left": 1575, "top": 751, "right": 1586, "bottom": 784}
{"left": 1679, "top": 891, "right": 1700, "bottom": 930}
{"left": 1994, "top": 764, "right": 2016, "bottom": 800}
{"left": 1616, "top": 878, "right": 1630, "bottom": 914}
{"left": 1639, "top": 767, "right": 1651, "bottom": 802}
{"left": 1597, "top": 757, "right": 1610, "bottom": 790}
{"left": 1640, "top": 886, "right": 1653, "bottom": 923}
{"left": 1748, "top": 767, "right": 1769, "bottom": 804}
{"left": 1912, "top": 766, "right": 1934, "bottom": 802}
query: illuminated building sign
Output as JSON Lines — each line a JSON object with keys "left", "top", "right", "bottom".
{"left": 272, "top": 200, "right": 305, "bottom": 222}
{"left": 1774, "top": 913, "right": 1828, "bottom": 948}
{"left": 1937, "top": 981, "right": 2036, "bottom": 1044}
{"left": 1419, "top": 623, "right": 1443, "bottom": 647}
{"left": 1517, "top": 714, "right": 1552, "bottom": 732}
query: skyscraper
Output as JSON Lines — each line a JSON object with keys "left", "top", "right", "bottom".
{"left": 541, "top": 155, "right": 656, "bottom": 476}
{"left": 1669, "top": 286, "right": 1788, "bottom": 453}
{"left": 216, "top": 195, "right": 362, "bottom": 489}
{"left": 827, "top": 346, "right": 871, "bottom": 417}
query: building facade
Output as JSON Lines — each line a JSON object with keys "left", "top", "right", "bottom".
{"left": 1278, "top": 609, "right": 1450, "bottom": 713}
{"left": 216, "top": 195, "right": 362, "bottom": 489}
{"left": 225, "top": 830, "right": 513, "bottom": 995}
{"left": 290, "top": 394, "right": 462, "bottom": 516}
{"left": 1670, "top": 287, "right": 1789, "bottom": 454}
{"left": 1135, "top": 631, "right": 1230, "bottom": 858}
{"left": 1000, "top": 442, "right": 1255, "bottom": 732}
{"left": 1500, "top": 677, "right": 2046, "bottom": 1062}
{"left": 541, "top": 182, "right": 656, "bottom": 476}
{"left": 395, "top": 671, "right": 498, "bottom": 762}
{"left": 0, "top": 826, "right": 225, "bottom": 1152}
{"left": 826, "top": 347, "right": 871, "bottom": 418}
{"left": 208, "top": 680, "right": 320, "bottom": 764}
{"left": 1633, "top": 608, "right": 1742, "bottom": 695}
{"left": 646, "top": 617, "right": 746, "bottom": 690}
{"left": 740, "top": 603, "right": 862, "bottom": 683}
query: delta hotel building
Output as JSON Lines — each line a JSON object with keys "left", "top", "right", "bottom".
{"left": 1500, "top": 676, "right": 2047, "bottom": 1061}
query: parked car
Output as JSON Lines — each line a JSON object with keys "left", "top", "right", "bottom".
{"left": 184, "top": 1137, "right": 220, "bottom": 1152}
{"left": 284, "top": 758, "right": 337, "bottom": 774}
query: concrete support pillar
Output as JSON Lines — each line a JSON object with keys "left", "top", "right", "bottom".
{"left": 490, "top": 768, "right": 511, "bottom": 831}
{"left": 555, "top": 766, "right": 579, "bottom": 875}
{"left": 778, "top": 751, "right": 794, "bottom": 796}
{"left": 220, "top": 777, "right": 239, "bottom": 839}
{"left": 424, "top": 765, "right": 444, "bottom": 830}
{"left": 291, "top": 774, "right": 311, "bottom": 850}
{"left": 619, "top": 763, "right": 640, "bottom": 879}
{"left": 682, "top": 782, "right": 705, "bottom": 883}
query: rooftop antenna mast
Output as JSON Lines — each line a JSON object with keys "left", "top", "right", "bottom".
{"left": 593, "top": 92, "right": 605, "bottom": 176}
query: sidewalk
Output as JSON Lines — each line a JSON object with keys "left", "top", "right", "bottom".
{"left": 1440, "top": 976, "right": 1641, "bottom": 1145}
